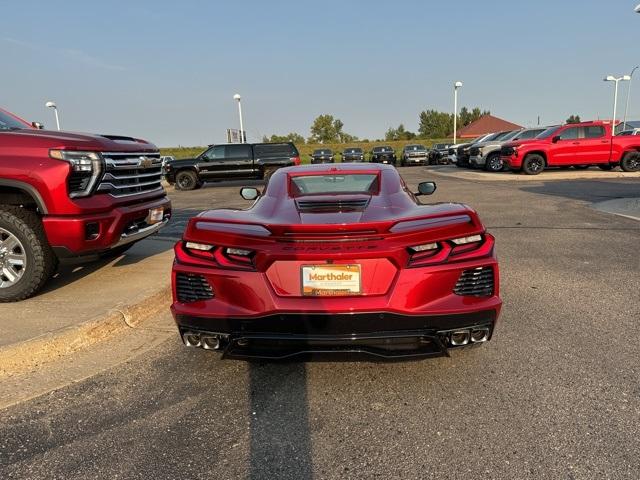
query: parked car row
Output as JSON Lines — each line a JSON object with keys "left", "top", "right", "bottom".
{"left": 311, "top": 144, "right": 439, "bottom": 166}
{"left": 450, "top": 121, "right": 640, "bottom": 174}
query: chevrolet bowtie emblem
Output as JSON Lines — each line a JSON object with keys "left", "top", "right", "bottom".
{"left": 139, "top": 156, "right": 153, "bottom": 168}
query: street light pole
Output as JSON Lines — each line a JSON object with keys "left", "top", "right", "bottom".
{"left": 622, "top": 66, "right": 638, "bottom": 131}
{"left": 233, "top": 93, "right": 244, "bottom": 143}
{"left": 45, "top": 101, "right": 60, "bottom": 130}
{"left": 453, "top": 81, "right": 463, "bottom": 144}
{"left": 604, "top": 75, "right": 631, "bottom": 136}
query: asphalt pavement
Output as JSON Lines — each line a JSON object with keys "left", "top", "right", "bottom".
{"left": 1, "top": 167, "right": 639, "bottom": 480}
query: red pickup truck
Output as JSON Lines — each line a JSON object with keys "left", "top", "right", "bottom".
{"left": 0, "top": 107, "right": 171, "bottom": 301}
{"left": 500, "top": 121, "right": 640, "bottom": 174}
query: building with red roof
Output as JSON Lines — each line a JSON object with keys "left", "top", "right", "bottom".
{"left": 457, "top": 115, "right": 523, "bottom": 138}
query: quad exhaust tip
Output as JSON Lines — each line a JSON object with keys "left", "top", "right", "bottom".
{"left": 201, "top": 336, "right": 221, "bottom": 350}
{"left": 448, "top": 327, "right": 490, "bottom": 347}
{"left": 183, "top": 331, "right": 201, "bottom": 347}
{"left": 182, "top": 331, "right": 226, "bottom": 350}
{"left": 450, "top": 330, "right": 470, "bottom": 346}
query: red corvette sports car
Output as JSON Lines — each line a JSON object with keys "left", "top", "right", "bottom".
{"left": 171, "top": 164, "right": 501, "bottom": 359}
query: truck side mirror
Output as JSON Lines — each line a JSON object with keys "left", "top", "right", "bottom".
{"left": 240, "top": 187, "right": 261, "bottom": 200}
{"left": 552, "top": 135, "right": 561, "bottom": 143}
{"left": 415, "top": 181, "right": 436, "bottom": 196}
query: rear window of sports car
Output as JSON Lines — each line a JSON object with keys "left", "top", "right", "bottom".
{"left": 290, "top": 174, "right": 380, "bottom": 196}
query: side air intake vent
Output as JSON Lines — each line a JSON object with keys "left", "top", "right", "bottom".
{"left": 296, "top": 199, "right": 369, "bottom": 212}
{"left": 176, "top": 273, "right": 214, "bottom": 303}
{"left": 453, "top": 267, "right": 494, "bottom": 297}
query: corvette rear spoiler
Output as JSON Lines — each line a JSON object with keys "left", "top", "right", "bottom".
{"left": 185, "top": 210, "right": 484, "bottom": 245}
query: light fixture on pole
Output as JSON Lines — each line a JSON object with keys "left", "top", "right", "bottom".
{"left": 453, "top": 81, "right": 463, "bottom": 145}
{"left": 233, "top": 93, "right": 244, "bottom": 143}
{"left": 635, "top": 3, "right": 640, "bottom": 12}
{"left": 622, "top": 66, "right": 638, "bottom": 131}
{"left": 603, "top": 75, "right": 631, "bottom": 136}
{"left": 45, "top": 101, "right": 60, "bottom": 130}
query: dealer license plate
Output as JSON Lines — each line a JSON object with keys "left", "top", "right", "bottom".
{"left": 147, "top": 207, "right": 164, "bottom": 225}
{"left": 301, "top": 264, "right": 361, "bottom": 296}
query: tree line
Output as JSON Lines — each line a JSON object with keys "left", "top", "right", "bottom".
{"left": 263, "top": 107, "right": 490, "bottom": 144}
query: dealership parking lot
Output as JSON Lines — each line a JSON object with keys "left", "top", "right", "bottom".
{"left": 1, "top": 167, "right": 639, "bottom": 479}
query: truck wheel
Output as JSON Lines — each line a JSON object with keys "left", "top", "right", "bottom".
{"left": 485, "top": 153, "right": 503, "bottom": 172}
{"left": 175, "top": 170, "right": 198, "bottom": 190}
{"left": 620, "top": 152, "right": 640, "bottom": 172}
{"left": 0, "top": 207, "right": 56, "bottom": 302}
{"left": 263, "top": 167, "right": 278, "bottom": 181}
{"left": 521, "top": 154, "right": 545, "bottom": 175}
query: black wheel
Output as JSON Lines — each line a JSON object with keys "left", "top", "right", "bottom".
{"left": 573, "top": 165, "right": 590, "bottom": 170}
{"left": 175, "top": 170, "right": 198, "bottom": 190}
{"left": 620, "top": 152, "right": 640, "bottom": 172}
{"left": 522, "top": 154, "right": 545, "bottom": 175}
{"left": 485, "top": 153, "right": 504, "bottom": 172}
{"left": 598, "top": 164, "right": 613, "bottom": 171}
{"left": 0, "top": 207, "right": 57, "bottom": 302}
{"left": 263, "top": 167, "right": 278, "bottom": 181}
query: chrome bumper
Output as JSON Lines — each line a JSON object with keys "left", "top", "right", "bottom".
{"left": 114, "top": 218, "right": 169, "bottom": 247}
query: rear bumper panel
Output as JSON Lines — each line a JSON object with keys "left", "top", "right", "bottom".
{"left": 175, "top": 310, "right": 498, "bottom": 360}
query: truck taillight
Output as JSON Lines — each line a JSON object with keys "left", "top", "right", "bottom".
{"left": 291, "top": 156, "right": 301, "bottom": 166}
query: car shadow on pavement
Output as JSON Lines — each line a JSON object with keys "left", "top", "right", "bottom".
{"left": 38, "top": 237, "right": 174, "bottom": 295}
{"left": 248, "top": 362, "right": 313, "bottom": 480}
{"left": 521, "top": 180, "right": 640, "bottom": 203}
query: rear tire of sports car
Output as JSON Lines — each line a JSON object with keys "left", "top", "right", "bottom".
{"left": 521, "top": 154, "right": 545, "bottom": 175}
{"left": 620, "top": 152, "right": 640, "bottom": 172}
{"left": 175, "top": 170, "right": 198, "bottom": 191}
{"left": 485, "top": 153, "right": 503, "bottom": 172}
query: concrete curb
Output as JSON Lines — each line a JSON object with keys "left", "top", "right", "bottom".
{"left": 0, "top": 286, "right": 172, "bottom": 378}
{"left": 592, "top": 197, "right": 640, "bottom": 222}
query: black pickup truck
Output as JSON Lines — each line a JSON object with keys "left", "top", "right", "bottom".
{"left": 369, "top": 146, "right": 397, "bottom": 165}
{"left": 164, "top": 142, "right": 300, "bottom": 190}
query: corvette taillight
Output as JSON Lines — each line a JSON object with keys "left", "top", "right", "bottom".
{"left": 407, "top": 234, "right": 494, "bottom": 267}
{"left": 215, "top": 247, "right": 255, "bottom": 268}
{"left": 184, "top": 241, "right": 216, "bottom": 260}
{"left": 178, "top": 241, "right": 256, "bottom": 270}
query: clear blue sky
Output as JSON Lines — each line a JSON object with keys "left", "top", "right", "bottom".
{"left": 2, "top": 0, "right": 639, "bottom": 146}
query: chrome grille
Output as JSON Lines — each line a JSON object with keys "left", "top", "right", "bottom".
{"left": 453, "top": 267, "right": 494, "bottom": 297}
{"left": 176, "top": 273, "right": 214, "bottom": 303}
{"left": 97, "top": 152, "right": 163, "bottom": 197}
